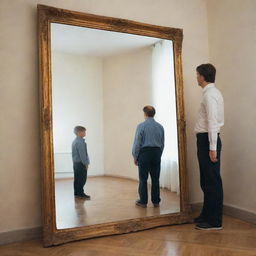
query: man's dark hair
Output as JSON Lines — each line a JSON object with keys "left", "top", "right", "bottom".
{"left": 74, "top": 126, "right": 86, "bottom": 135}
{"left": 143, "top": 105, "right": 156, "bottom": 117}
{"left": 196, "top": 63, "right": 216, "bottom": 83}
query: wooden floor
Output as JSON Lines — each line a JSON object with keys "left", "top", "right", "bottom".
{"left": 1, "top": 216, "right": 256, "bottom": 255}
{"left": 55, "top": 176, "right": 180, "bottom": 229}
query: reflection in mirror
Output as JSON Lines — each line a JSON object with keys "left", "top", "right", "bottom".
{"left": 51, "top": 23, "right": 180, "bottom": 229}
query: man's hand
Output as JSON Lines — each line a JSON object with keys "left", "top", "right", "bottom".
{"left": 134, "top": 160, "right": 138, "bottom": 166}
{"left": 209, "top": 150, "right": 218, "bottom": 163}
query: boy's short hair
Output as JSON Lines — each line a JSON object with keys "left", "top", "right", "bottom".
{"left": 74, "top": 126, "right": 86, "bottom": 135}
{"left": 143, "top": 105, "right": 156, "bottom": 117}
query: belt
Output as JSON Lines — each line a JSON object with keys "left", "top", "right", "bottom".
{"left": 196, "top": 132, "right": 220, "bottom": 137}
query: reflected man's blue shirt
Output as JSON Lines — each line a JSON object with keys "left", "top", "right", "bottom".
{"left": 132, "top": 117, "right": 165, "bottom": 160}
{"left": 72, "top": 136, "right": 90, "bottom": 165}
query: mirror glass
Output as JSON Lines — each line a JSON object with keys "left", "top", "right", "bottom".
{"left": 51, "top": 23, "right": 180, "bottom": 229}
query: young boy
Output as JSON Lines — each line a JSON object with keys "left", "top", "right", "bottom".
{"left": 72, "top": 126, "right": 90, "bottom": 199}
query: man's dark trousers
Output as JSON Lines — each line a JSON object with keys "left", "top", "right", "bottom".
{"left": 138, "top": 147, "right": 162, "bottom": 204}
{"left": 197, "top": 133, "right": 223, "bottom": 226}
{"left": 73, "top": 162, "right": 87, "bottom": 196}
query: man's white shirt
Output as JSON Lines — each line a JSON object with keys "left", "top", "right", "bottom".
{"left": 194, "top": 83, "right": 224, "bottom": 150}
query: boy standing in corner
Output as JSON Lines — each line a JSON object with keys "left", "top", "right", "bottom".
{"left": 72, "top": 126, "right": 91, "bottom": 199}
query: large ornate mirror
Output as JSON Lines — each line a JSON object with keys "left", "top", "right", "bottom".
{"left": 38, "top": 5, "right": 190, "bottom": 247}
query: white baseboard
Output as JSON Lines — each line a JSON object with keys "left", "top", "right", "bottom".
{"left": 55, "top": 172, "right": 74, "bottom": 179}
{"left": 55, "top": 172, "right": 105, "bottom": 179}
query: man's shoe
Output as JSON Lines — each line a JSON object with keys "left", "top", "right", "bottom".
{"left": 195, "top": 222, "right": 223, "bottom": 230}
{"left": 153, "top": 203, "right": 160, "bottom": 208}
{"left": 75, "top": 194, "right": 91, "bottom": 200}
{"left": 194, "top": 216, "right": 205, "bottom": 223}
{"left": 135, "top": 200, "right": 147, "bottom": 208}
{"left": 82, "top": 194, "right": 91, "bottom": 200}
{"left": 75, "top": 195, "right": 84, "bottom": 199}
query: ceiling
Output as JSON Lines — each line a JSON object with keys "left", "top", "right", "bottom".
{"left": 51, "top": 23, "right": 163, "bottom": 57}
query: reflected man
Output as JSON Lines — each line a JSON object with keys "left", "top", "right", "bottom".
{"left": 194, "top": 64, "right": 224, "bottom": 230}
{"left": 72, "top": 126, "right": 91, "bottom": 199}
{"left": 132, "top": 106, "right": 165, "bottom": 208}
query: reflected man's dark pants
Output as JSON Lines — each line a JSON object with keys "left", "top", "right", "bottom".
{"left": 138, "top": 147, "right": 162, "bottom": 204}
{"left": 73, "top": 162, "right": 87, "bottom": 196}
{"left": 197, "top": 133, "right": 223, "bottom": 226}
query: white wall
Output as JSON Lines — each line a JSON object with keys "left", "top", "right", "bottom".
{"left": 52, "top": 52, "right": 104, "bottom": 177}
{"left": 103, "top": 47, "right": 153, "bottom": 180}
{"left": 206, "top": 0, "right": 256, "bottom": 213}
{"left": 0, "top": 0, "right": 209, "bottom": 233}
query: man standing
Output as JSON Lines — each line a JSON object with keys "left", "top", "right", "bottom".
{"left": 132, "top": 106, "right": 165, "bottom": 208}
{"left": 194, "top": 64, "right": 224, "bottom": 230}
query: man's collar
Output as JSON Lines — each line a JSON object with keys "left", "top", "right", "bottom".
{"left": 202, "top": 83, "right": 215, "bottom": 93}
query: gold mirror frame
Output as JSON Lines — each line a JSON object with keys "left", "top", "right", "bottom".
{"left": 38, "top": 4, "right": 191, "bottom": 247}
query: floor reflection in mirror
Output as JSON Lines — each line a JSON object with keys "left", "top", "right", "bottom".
{"left": 55, "top": 176, "right": 180, "bottom": 229}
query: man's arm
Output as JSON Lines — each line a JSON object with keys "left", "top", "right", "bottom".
{"left": 160, "top": 127, "right": 165, "bottom": 154}
{"left": 204, "top": 95, "right": 219, "bottom": 162}
{"left": 132, "top": 125, "right": 143, "bottom": 163}
{"left": 85, "top": 143, "right": 90, "bottom": 167}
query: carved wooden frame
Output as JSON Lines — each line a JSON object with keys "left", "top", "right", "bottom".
{"left": 38, "top": 4, "right": 191, "bottom": 247}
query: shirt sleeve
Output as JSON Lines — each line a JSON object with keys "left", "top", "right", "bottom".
{"left": 132, "top": 125, "right": 143, "bottom": 160}
{"left": 85, "top": 143, "right": 90, "bottom": 165}
{"left": 204, "top": 94, "right": 219, "bottom": 151}
{"left": 160, "top": 127, "right": 165, "bottom": 153}
{"left": 77, "top": 141, "right": 89, "bottom": 165}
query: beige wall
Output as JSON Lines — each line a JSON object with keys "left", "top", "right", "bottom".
{"left": 52, "top": 52, "right": 104, "bottom": 177}
{"left": 0, "top": 0, "right": 209, "bottom": 232}
{"left": 103, "top": 47, "right": 153, "bottom": 180}
{"left": 206, "top": 0, "right": 256, "bottom": 213}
